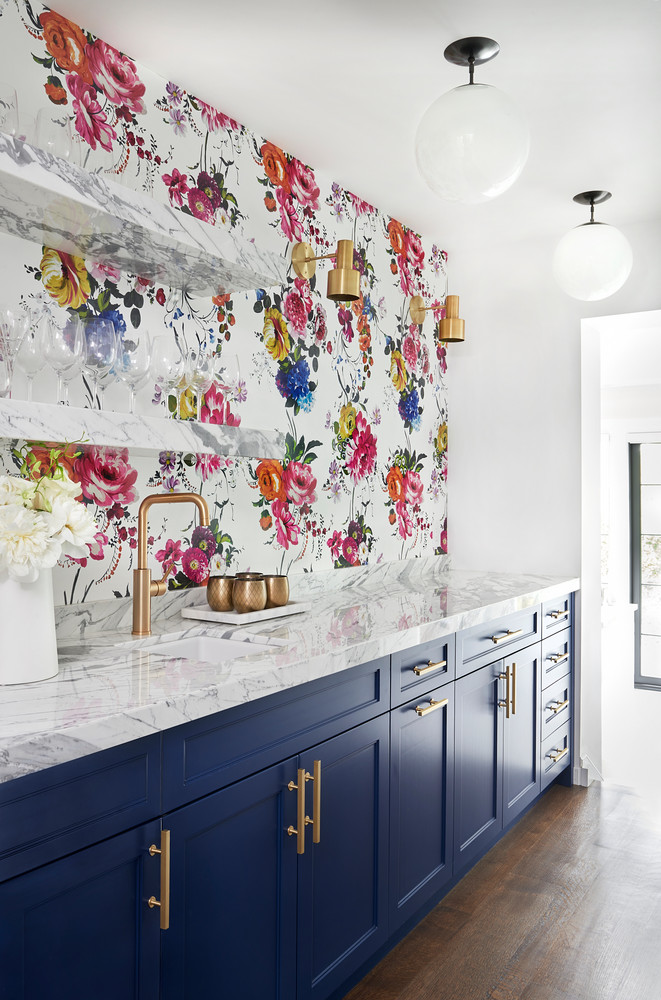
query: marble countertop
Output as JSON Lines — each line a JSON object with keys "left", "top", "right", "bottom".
{"left": 0, "top": 567, "right": 579, "bottom": 783}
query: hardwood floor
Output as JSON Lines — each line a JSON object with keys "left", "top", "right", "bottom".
{"left": 345, "top": 783, "right": 661, "bottom": 1000}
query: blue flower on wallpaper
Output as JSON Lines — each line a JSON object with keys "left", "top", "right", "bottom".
{"left": 276, "top": 357, "right": 311, "bottom": 403}
{"left": 398, "top": 388, "right": 421, "bottom": 430}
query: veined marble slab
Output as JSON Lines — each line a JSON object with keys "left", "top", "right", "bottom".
{"left": 0, "top": 568, "right": 580, "bottom": 783}
{"left": 0, "top": 398, "right": 284, "bottom": 457}
{"left": 0, "top": 135, "right": 287, "bottom": 296}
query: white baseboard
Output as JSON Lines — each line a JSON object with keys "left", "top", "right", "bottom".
{"left": 573, "top": 765, "right": 590, "bottom": 786}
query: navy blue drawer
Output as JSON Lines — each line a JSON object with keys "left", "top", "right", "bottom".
{"left": 0, "top": 735, "right": 161, "bottom": 881}
{"left": 541, "top": 674, "right": 572, "bottom": 739}
{"left": 541, "top": 593, "right": 572, "bottom": 637}
{"left": 541, "top": 720, "right": 571, "bottom": 790}
{"left": 456, "top": 606, "right": 540, "bottom": 678}
{"left": 162, "top": 655, "right": 389, "bottom": 810}
{"left": 391, "top": 633, "right": 455, "bottom": 706}
{"left": 541, "top": 628, "right": 572, "bottom": 690}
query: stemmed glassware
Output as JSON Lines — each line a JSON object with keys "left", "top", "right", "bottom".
{"left": 118, "top": 331, "right": 152, "bottom": 414}
{"left": 190, "top": 342, "right": 215, "bottom": 422}
{"left": 0, "top": 85, "right": 18, "bottom": 137}
{"left": 16, "top": 308, "right": 47, "bottom": 402}
{"left": 35, "top": 108, "right": 74, "bottom": 163}
{"left": 83, "top": 317, "right": 117, "bottom": 409}
{"left": 0, "top": 305, "right": 27, "bottom": 398}
{"left": 214, "top": 351, "right": 241, "bottom": 402}
{"left": 43, "top": 314, "right": 84, "bottom": 404}
{"left": 151, "top": 333, "right": 185, "bottom": 419}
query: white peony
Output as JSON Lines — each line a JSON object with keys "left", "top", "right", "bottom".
{"left": 0, "top": 475, "right": 37, "bottom": 508}
{"left": 48, "top": 496, "right": 97, "bottom": 559}
{"left": 33, "top": 472, "right": 82, "bottom": 512}
{"left": 0, "top": 506, "right": 61, "bottom": 583}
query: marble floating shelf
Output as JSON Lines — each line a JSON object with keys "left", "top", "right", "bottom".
{"left": 0, "top": 135, "right": 288, "bottom": 296}
{"left": 0, "top": 399, "right": 284, "bottom": 458}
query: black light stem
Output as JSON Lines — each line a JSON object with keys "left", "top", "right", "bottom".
{"left": 590, "top": 201, "right": 595, "bottom": 223}
{"left": 468, "top": 55, "right": 475, "bottom": 84}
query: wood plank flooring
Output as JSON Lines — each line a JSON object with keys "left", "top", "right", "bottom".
{"left": 345, "top": 784, "right": 661, "bottom": 1000}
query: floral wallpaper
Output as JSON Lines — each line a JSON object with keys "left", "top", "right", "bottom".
{"left": 0, "top": 1, "right": 450, "bottom": 605}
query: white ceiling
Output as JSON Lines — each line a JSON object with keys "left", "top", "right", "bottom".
{"left": 55, "top": 0, "right": 661, "bottom": 257}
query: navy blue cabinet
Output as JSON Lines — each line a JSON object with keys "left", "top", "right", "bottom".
{"left": 502, "top": 644, "right": 541, "bottom": 825}
{"left": 0, "top": 819, "right": 162, "bottom": 1000}
{"left": 389, "top": 680, "right": 454, "bottom": 930}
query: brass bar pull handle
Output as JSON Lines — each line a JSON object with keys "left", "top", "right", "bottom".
{"left": 305, "top": 760, "right": 321, "bottom": 844}
{"left": 415, "top": 697, "right": 449, "bottom": 717}
{"left": 148, "top": 829, "right": 171, "bottom": 930}
{"left": 550, "top": 698, "right": 569, "bottom": 714}
{"left": 498, "top": 669, "right": 511, "bottom": 718}
{"left": 549, "top": 652, "right": 569, "bottom": 666}
{"left": 491, "top": 628, "right": 523, "bottom": 645}
{"left": 412, "top": 659, "right": 446, "bottom": 676}
{"left": 549, "top": 609, "right": 570, "bottom": 620}
{"left": 287, "top": 768, "right": 308, "bottom": 854}
{"left": 548, "top": 746, "right": 569, "bottom": 763}
{"left": 511, "top": 662, "right": 516, "bottom": 716}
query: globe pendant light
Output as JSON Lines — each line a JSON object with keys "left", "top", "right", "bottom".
{"left": 552, "top": 191, "right": 633, "bottom": 301}
{"left": 415, "top": 37, "right": 530, "bottom": 204}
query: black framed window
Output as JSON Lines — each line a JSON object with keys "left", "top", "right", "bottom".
{"left": 630, "top": 442, "right": 661, "bottom": 690}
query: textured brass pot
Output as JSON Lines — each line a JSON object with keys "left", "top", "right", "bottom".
{"left": 207, "top": 575, "right": 234, "bottom": 612}
{"left": 264, "top": 574, "right": 289, "bottom": 609}
{"left": 232, "top": 574, "right": 267, "bottom": 614}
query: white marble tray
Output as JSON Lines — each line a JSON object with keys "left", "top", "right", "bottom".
{"left": 181, "top": 600, "right": 312, "bottom": 625}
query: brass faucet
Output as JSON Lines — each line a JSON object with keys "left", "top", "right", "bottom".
{"left": 132, "top": 492, "right": 210, "bottom": 636}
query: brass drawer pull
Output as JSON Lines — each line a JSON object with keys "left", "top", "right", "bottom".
{"left": 491, "top": 628, "right": 523, "bottom": 645}
{"left": 549, "top": 652, "right": 569, "bottom": 666}
{"left": 498, "top": 669, "right": 511, "bottom": 718}
{"left": 309, "top": 760, "right": 321, "bottom": 845}
{"left": 548, "top": 609, "right": 570, "bottom": 620}
{"left": 415, "top": 697, "right": 449, "bottom": 717}
{"left": 412, "top": 658, "right": 446, "bottom": 676}
{"left": 148, "top": 829, "right": 171, "bottom": 930}
{"left": 548, "top": 746, "right": 569, "bottom": 763}
{"left": 550, "top": 698, "right": 569, "bottom": 714}
{"left": 287, "top": 767, "right": 310, "bottom": 855}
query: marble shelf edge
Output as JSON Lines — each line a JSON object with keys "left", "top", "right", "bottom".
{"left": 0, "top": 135, "right": 288, "bottom": 296}
{"left": 0, "top": 398, "right": 284, "bottom": 457}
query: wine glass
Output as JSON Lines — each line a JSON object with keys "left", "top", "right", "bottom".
{"left": 44, "top": 314, "right": 84, "bottom": 404}
{"left": 0, "top": 84, "right": 18, "bottom": 138}
{"left": 190, "top": 342, "right": 215, "bottom": 422}
{"left": 118, "top": 331, "right": 152, "bottom": 414}
{"left": 16, "top": 309, "right": 47, "bottom": 402}
{"left": 35, "top": 108, "right": 73, "bottom": 162}
{"left": 0, "top": 305, "right": 27, "bottom": 398}
{"left": 214, "top": 351, "right": 241, "bottom": 400}
{"left": 83, "top": 318, "right": 117, "bottom": 409}
{"left": 0, "top": 357, "right": 10, "bottom": 398}
{"left": 151, "top": 334, "right": 184, "bottom": 419}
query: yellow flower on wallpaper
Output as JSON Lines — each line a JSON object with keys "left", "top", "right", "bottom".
{"left": 178, "top": 386, "right": 196, "bottom": 420}
{"left": 263, "top": 307, "right": 290, "bottom": 362}
{"left": 40, "top": 247, "right": 91, "bottom": 309}
{"left": 390, "top": 350, "right": 407, "bottom": 392}
{"left": 436, "top": 422, "right": 448, "bottom": 455}
{"left": 338, "top": 403, "right": 356, "bottom": 440}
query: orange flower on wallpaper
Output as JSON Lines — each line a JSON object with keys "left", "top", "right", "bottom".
{"left": 26, "top": 445, "right": 80, "bottom": 485}
{"left": 44, "top": 82, "right": 68, "bottom": 105}
{"left": 386, "top": 465, "right": 404, "bottom": 502}
{"left": 387, "top": 218, "right": 406, "bottom": 257}
{"left": 39, "top": 11, "right": 93, "bottom": 85}
{"left": 40, "top": 247, "right": 91, "bottom": 309}
{"left": 358, "top": 332, "right": 371, "bottom": 353}
{"left": 256, "top": 459, "right": 286, "bottom": 502}
{"left": 262, "top": 307, "right": 290, "bottom": 362}
{"left": 389, "top": 350, "right": 407, "bottom": 392}
{"left": 261, "top": 142, "right": 290, "bottom": 192}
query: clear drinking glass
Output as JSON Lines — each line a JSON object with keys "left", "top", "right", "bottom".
{"left": 16, "top": 310, "right": 47, "bottom": 402}
{"left": 191, "top": 344, "right": 215, "bottom": 422}
{"left": 0, "top": 85, "right": 18, "bottom": 137}
{"left": 214, "top": 351, "right": 241, "bottom": 401}
{"left": 35, "top": 108, "right": 73, "bottom": 162}
{"left": 44, "top": 314, "right": 84, "bottom": 404}
{"left": 118, "top": 331, "right": 152, "bottom": 414}
{"left": 151, "top": 334, "right": 184, "bottom": 419}
{"left": 0, "top": 305, "right": 27, "bottom": 398}
{"left": 0, "top": 357, "right": 11, "bottom": 398}
{"left": 83, "top": 318, "right": 117, "bottom": 409}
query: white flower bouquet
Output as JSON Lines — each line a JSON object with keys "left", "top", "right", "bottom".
{"left": 0, "top": 450, "right": 97, "bottom": 583}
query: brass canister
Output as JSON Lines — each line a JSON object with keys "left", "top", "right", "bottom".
{"left": 263, "top": 574, "right": 289, "bottom": 609}
{"left": 232, "top": 574, "right": 267, "bottom": 614}
{"left": 207, "top": 575, "right": 234, "bottom": 612}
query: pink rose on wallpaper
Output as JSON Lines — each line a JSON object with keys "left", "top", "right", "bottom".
{"left": 283, "top": 289, "right": 308, "bottom": 336}
{"left": 162, "top": 167, "right": 189, "bottom": 208}
{"left": 342, "top": 535, "right": 359, "bottom": 565}
{"left": 66, "top": 73, "right": 116, "bottom": 152}
{"left": 74, "top": 447, "right": 138, "bottom": 508}
{"left": 272, "top": 499, "right": 300, "bottom": 549}
{"left": 201, "top": 384, "right": 241, "bottom": 426}
{"left": 345, "top": 412, "right": 377, "bottom": 484}
{"left": 348, "top": 192, "right": 375, "bottom": 217}
{"left": 294, "top": 276, "right": 313, "bottom": 316}
{"left": 403, "top": 470, "right": 424, "bottom": 505}
{"left": 195, "top": 453, "right": 223, "bottom": 481}
{"left": 86, "top": 39, "right": 146, "bottom": 114}
{"left": 398, "top": 259, "right": 416, "bottom": 297}
{"left": 405, "top": 231, "right": 425, "bottom": 269}
{"left": 313, "top": 303, "right": 327, "bottom": 343}
{"left": 396, "top": 500, "right": 413, "bottom": 539}
{"left": 327, "top": 530, "right": 343, "bottom": 560}
{"left": 276, "top": 187, "right": 304, "bottom": 242}
{"left": 288, "top": 158, "right": 320, "bottom": 210}
{"left": 88, "top": 261, "right": 121, "bottom": 283}
{"left": 197, "top": 99, "right": 238, "bottom": 133}
{"left": 284, "top": 461, "right": 317, "bottom": 506}
{"left": 402, "top": 331, "right": 420, "bottom": 370}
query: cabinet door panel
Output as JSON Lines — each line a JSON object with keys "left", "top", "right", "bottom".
{"left": 502, "top": 644, "right": 541, "bottom": 825}
{"left": 390, "top": 682, "right": 454, "bottom": 929}
{"left": 298, "top": 715, "right": 389, "bottom": 1000}
{"left": 454, "top": 663, "right": 503, "bottom": 873}
{"left": 0, "top": 820, "right": 161, "bottom": 1000}
{"left": 162, "top": 759, "right": 297, "bottom": 1000}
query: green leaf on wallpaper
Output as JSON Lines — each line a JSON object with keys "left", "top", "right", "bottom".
{"left": 96, "top": 288, "right": 110, "bottom": 313}
{"left": 32, "top": 54, "right": 53, "bottom": 67}
{"left": 253, "top": 301, "right": 263, "bottom": 313}
{"left": 130, "top": 308, "right": 141, "bottom": 329}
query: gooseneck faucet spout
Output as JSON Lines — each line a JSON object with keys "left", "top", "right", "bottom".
{"left": 132, "top": 492, "right": 210, "bottom": 636}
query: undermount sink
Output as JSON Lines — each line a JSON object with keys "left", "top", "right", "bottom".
{"left": 148, "top": 635, "right": 276, "bottom": 662}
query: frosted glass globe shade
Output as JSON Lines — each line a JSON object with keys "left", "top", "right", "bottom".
{"left": 415, "top": 83, "right": 530, "bottom": 204}
{"left": 552, "top": 222, "right": 633, "bottom": 301}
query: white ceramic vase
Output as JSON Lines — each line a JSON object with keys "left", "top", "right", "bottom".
{"left": 0, "top": 569, "right": 59, "bottom": 684}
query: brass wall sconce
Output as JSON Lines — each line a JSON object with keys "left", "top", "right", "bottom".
{"left": 291, "top": 239, "right": 360, "bottom": 302}
{"left": 410, "top": 294, "right": 465, "bottom": 342}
